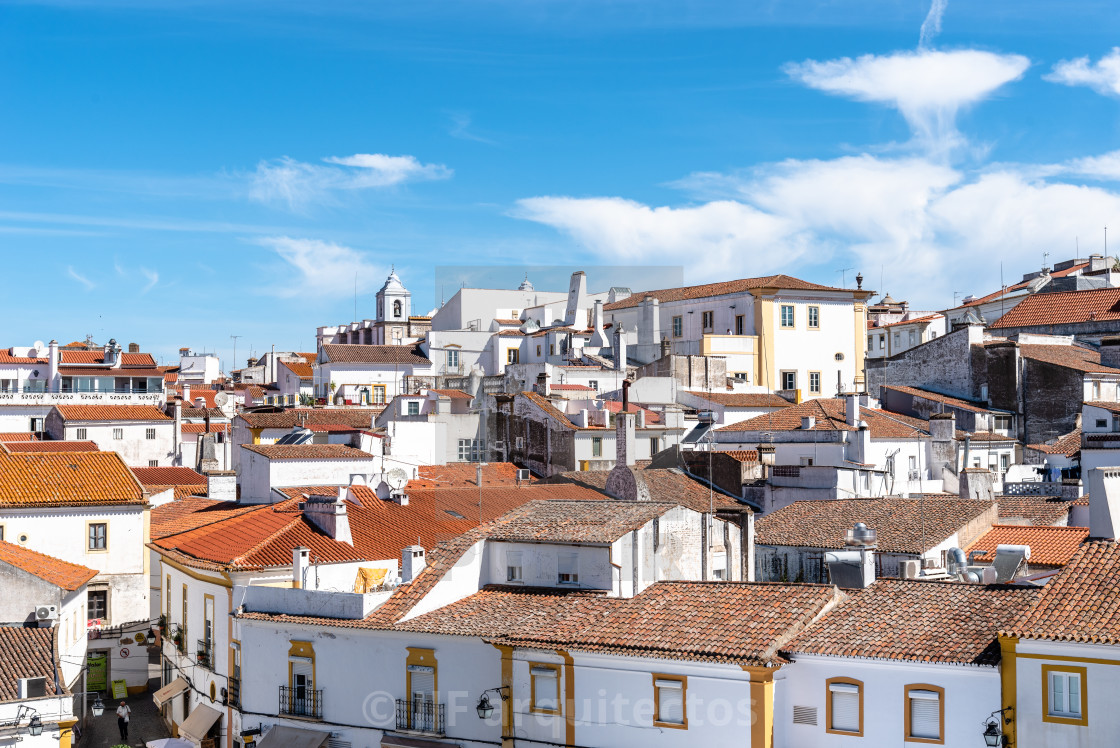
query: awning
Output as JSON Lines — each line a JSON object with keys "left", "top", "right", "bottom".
{"left": 255, "top": 726, "right": 330, "bottom": 748}
{"left": 152, "top": 677, "right": 189, "bottom": 708}
{"left": 381, "top": 737, "right": 462, "bottom": 748}
{"left": 177, "top": 703, "right": 222, "bottom": 744}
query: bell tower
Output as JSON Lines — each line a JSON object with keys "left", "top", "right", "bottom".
{"left": 375, "top": 267, "right": 412, "bottom": 345}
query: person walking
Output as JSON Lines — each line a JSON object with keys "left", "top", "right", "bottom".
{"left": 116, "top": 701, "right": 131, "bottom": 741}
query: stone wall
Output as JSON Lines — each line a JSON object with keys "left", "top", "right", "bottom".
{"left": 865, "top": 324, "right": 984, "bottom": 400}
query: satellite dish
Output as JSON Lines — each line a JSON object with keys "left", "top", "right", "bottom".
{"left": 386, "top": 468, "right": 409, "bottom": 490}
{"left": 214, "top": 392, "right": 230, "bottom": 408}
{"left": 32, "top": 341, "right": 45, "bottom": 355}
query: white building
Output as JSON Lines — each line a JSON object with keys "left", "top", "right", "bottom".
{"left": 177, "top": 348, "right": 221, "bottom": 385}
{"left": 238, "top": 444, "right": 377, "bottom": 504}
{"left": 45, "top": 404, "right": 175, "bottom": 467}
{"left": 0, "top": 626, "right": 80, "bottom": 748}
{"left": 0, "top": 450, "right": 152, "bottom": 692}
{"left": 315, "top": 344, "right": 434, "bottom": 405}
{"left": 374, "top": 388, "right": 482, "bottom": 466}
{"left": 316, "top": 270, "right": 431, "bottom": 351}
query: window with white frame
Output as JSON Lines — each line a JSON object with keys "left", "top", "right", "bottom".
{"left": 557, "top": 553, "right": 578, "bottom": 585}
{"left": 506, "top": 552, "right": 523, "bottom": 583}
{"left": 809, "top": 372, "right": 821, "bottom": 394}
{"left": 781, "top": 371, "right": 797, "bottom": 390}
{"left": 654, "top": 676, "right": 685, "bottom": 726}
{"left": 827, "top": 680, "right": 861, "bottom": 735}
{"left": 407, "top": 401, "right": 420, "bottom": 416}
{"left": 530, "top": 665, "right": 559, "bottom": 713}
{"left": 780, "top": 305, "right": 795, "bottom": 328}
{"left": 507, "top": 348, "right": 519, "bottom": 364}
{"left": 75, "top": 428, "right": 88, "bottom": 440}
{"left": 1048, "top": 670, "right": 1083, "bottom": 719}
{"left": 373, "top": 385, "right": 386, "bottom": 404}
{"left": 457, "top": 439, "right": 480, "bottom": 462}
{"left": 145, "top": 427, "right": 156, "bottom": 440}
{"left": 701, "top": 311, "right": 714, "bottom": 331}
{"left": 907, "top": 687, "right": 941, "bottom": 740}
{"left": 808, "top": 306, "right": 820, "bottom": 329}
{"left": 446, "top": 349, "right": 459, "bottom": 370}
{"left": 591, "top": 437, "right": 602, "bottom": 457}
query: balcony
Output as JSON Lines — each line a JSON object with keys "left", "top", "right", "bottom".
{"left": 196, "top": 639, "right": 213, "bottom": 670}
{"left": 228, "top": 671, "right": 241, "bottom": 709}
{"left": 395, "top": 699, "right": 445, "bottom": 736}
{"left": 279, "top": 686, "right": 323, "bottom": 720}
{"left": 172, "top": 626, "right": 187, "bottom": 655}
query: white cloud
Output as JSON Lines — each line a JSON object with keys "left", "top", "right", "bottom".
{"left": 250, "top": 153, "right": 452, "bottom": 212}
{"left": 784, "top": 50, "right": 1029, "bottom": 154}
{"left": 140, "top": 268, "right": 159, "bottom": 294}
{"left": 1046, "top": 48, "right": 1120, "bottom": 97}
{"left": 66, "top": 265, "right": 95, "bottom": 290}
{"left": 254, "top": 236, "right": 381, "bottom": 297}
{"left": 447, "top": 112, "right": 496, "bottom": 144}
{"left": 918, "top": 0, "right": 948, "bottom": 49}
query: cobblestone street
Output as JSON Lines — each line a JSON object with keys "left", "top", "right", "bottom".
{"left": 79, "top": 676, "right": 170, "bottom": 748}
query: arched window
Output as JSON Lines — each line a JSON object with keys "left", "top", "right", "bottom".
{"left": 393, "top": 300, "right": 402, "bottom": 317}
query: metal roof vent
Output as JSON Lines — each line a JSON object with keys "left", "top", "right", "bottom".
{"left": 844, "top": 522, "right": 877, "bottom": 548}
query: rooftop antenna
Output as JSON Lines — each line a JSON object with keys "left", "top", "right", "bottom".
{"left": 1106, "top": 226, "right": 1109, "bottom": 255}
{"left": 230, "top": 335, "right": 241, "bottom": 376}
{"left": 354, "top": 273, "right": 358, "bottom": 323}
{"left": 837, "top": 267, "right": 854, "bottom": 287}
{"left": 1043, "top": 251, "right": 1050, "bottom": 270}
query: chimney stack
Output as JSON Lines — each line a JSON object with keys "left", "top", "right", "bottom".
{"left": 845, "top": 394, "right": 859, "bottom": 427}
{"left": 292, "top": 547, "right": 310, "bottom": 589}
{"left": 47, "top": 340, "right": 59, "bottom": 394}
{"left": 1088, "top": 467, "right": 1120, "bottom": 540}
{"left": 401, "top": 545, "right": 426, "bottom": 583}
{"left": 1100, "top": 337, "right": 1120, "bottom": 371}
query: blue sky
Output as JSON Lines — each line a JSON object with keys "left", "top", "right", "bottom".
{"left": 3, "top": 1, "right": 1120, "bottom": 367}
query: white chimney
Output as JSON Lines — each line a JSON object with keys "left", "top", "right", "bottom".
{"left": 303, "top": 496, "right": 353, "bottom": 545}
{"left": 292, "top": 547, "right": 310, "bottom": 589}
{"left": 401, "top": 545, "right": 426, "bottom": 583}
{"left": 1088, "top": 467, "right": 1120, "bottom": 540}
{"left": 206, "top": 471, "right": 235, "bottom": 501}
{"left": 183, "top": 383, "right": 191, "bottom": 404}
{"left": 801, "top": 416, "right": 816, "bottom": 430}
{"left": 48, "top": 340, "right": 59, "bottom": 393}
{"left": 845, "top": 394, "right": 859, "bottom": 427}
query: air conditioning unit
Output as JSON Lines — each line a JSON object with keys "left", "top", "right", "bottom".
{"left": 908, "top": 470, "right": 921, "bottom": 480}
{"left": 517, "top": 469, "right": 531, "bottom": 482}
{"left": 35, "top": 604, "right": 59, "bottom": 622}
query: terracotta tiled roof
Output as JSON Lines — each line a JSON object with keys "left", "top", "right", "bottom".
{"left": 787, "top": 579, "right": 1040, "bottom": 666}
{"left": 407, "top": 462, "right": 521, "bottom": 488}
{"left": 989, "top": 286, "right": 1120, "bottom": 329}
{"left": 59, "top": 351, "right": 156, "bottom": 366}
{"left": 0, "top": 540, "right": 97, "bottom": 590}
{"left": 170, "top": 386, "right": 218, "bottom": 407}
{"left": 1027, "top": 428, "right": 1082, "bottom": 457}
{"left": 321, "top": 344, "right": 430, "bottom": 365}
{"left": 492, "top": 582, "right": 843, "bottom": 666}
{"left": 685, "top": 392, "right": 792, "bottom": 408}
{"left": 947, "top": 262, "right": 1089, "bottom": 312}
{"left": 182, "top": 407, "right": 227, "bottom": 419}
{"left": 716, "top": 398, "right": 930, "bottom": 439}
{"left": 0, "top": 433, "right": 38, "bottom": 441}
{"left": 553, "top": 468, "right": 743, "bottom": 512}
{"left": 55, "top": 405, "right": 171, "bottom": 422}
{"left": 150, "top": 497, "right": 259, "bottom": 539}
{"left": 958, "top": 430, "right": 1017, "bottom": 442}
{"left": 237, "top": 409, "right": 378, "bottom": 430}
{"left": 966, "top": 525, "right": 1089, "bottom": 566}
{"left": 603, "top": 275, "right": 847, "bottom": 311}
{"left": 522, "top": 392, "right": 579, "bottom": 429}
{"left": 1, "top": 440, "right": 100, "bottom": 453}
{"left": 1085, "top": 400, "right": 1120, "bottom": 413}
{"left": 279, "top": 360, "right": 314, "bottom": 380}
{"left": 599, "top": 400, "right": 665, "bottom": 426}
{"left": 1017, "top": 343, "right": 1116, "bottom": 374}
{"left": 549, "top": 384, "right": 595, "bottom": 392}
{"left": 0, "top": 627, "right": 66, "bottom": 700}
{"left": 722, "top": 450, "right": 760, "bottom": 462}
{"left": 994, "top": 495, "right": 1075, "bottom": 526}
{"left": 756, "top": 498, "right": 995, "bottom": 553}
{"left": 494, "top": 330, "right": 524, "bottom": 337}
{"left": 180, "top": 422, "right": 229, "bottom": 434}
{"left": 477, "top": 499, "right": 677, "bottom": 544}
{"left": 493, "top": 318, "right": 522, "bottom": 325}
{"left": 867, "top": 313, "right": 943, "bottom": 330}
{"left": 0, "top": 351, "right": 45, "bottom": 364}
{"left": 1003, "top": 540, "right": 1120, "bottom": 644}
{"left": 303, "top": 424, "right": 359, "bottom": 433}
{"left": 429, "top": 389, "right": 472, "bottom": 400}
{"left": 880, "top": 384, "right": 997, "bottom": 414}
{"left": 0, "top": 451, "right": 146, "bottom": 507}
{"left": 132, "top": 466, "right": 206, "bottom": 487}
{"left": 241, "top": 444, "right": 372, "bottom": 460}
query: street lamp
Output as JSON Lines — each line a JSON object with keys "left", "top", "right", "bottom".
{"left": 91, "top": 696, "right": 105, "bottom": 718}
{"left": 27, "top": 716, "right": 42, "bottom": 736}
{"left": 475, "top": 687, "right": 509, "bottom": 720}
{"left": 982, "top": 706, "right": 1013, "bottom": 746}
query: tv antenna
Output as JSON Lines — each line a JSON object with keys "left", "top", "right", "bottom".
{"left": 837, "top": 267, "right": 854, "bottom": 287}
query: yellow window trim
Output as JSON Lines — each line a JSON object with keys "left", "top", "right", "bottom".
{"left": 825, "top": 676, "right": 864, "bottom": 737}
{"left": 529, "top": 662, "right": 562, "bottom": 715}
{"left": 1042, "top": 664, "right": 1088, "bottom": 727}
{"left": 406, "top": 647, "right": 438, "bottom": 706}
{"left": 651, "top": 672, "right": 688, "bottom": 730}
{"left": 288, "top": 640, "right": 316, "bottom": 690}
{"left": 903, "top": 683, "right": 945, "bottom": 745}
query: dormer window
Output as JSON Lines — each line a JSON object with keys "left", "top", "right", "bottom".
{"left": 407, "top": 401, "right": 420, "bottom": 416}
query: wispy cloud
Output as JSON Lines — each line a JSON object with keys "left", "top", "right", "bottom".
{"left": 249, "top": 153, "right": 452, "bottom": 212}
{"left": 784, "top": 50, "right": 1029, "bottom": 156}
{"left": 1046, "top": 47, "right": 1120, "bottom": 97}
{"left": 918, "top": 0, "right": 948, "bottom": 49}
{"left": 447, "top": 112, "right": 496, "bottom": 145}
{"left": 140, "top": 268, "right": 159, "bottom": 294}
{"left": 252, "top": 236, "right": 382, "bottom": 297}
{"left": 67, "top": 266, "right": 95, "bottom": 290}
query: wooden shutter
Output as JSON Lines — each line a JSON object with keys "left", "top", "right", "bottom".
{"left": 909, "top": 690, "right": 940, "bottom": 739}
{"left": 829, "top": 684, "right": 859, "bottom": 732}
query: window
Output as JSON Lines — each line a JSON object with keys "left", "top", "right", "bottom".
{"left": 993, "top": 415, "right": 1012, "bottom": 431}
{"left": 1000, "top": 454, "right": 1010, "bottom": 473}
{"left": 446, "top": 349, "right": 459, "bottom": 370}
{"left": 868, "top": 336, "right": 873, "bottom": 350}
{"left": 780, "top": 305, "right": 795, "bottom": 328}
{"left": 530, "top": 664, "right": 560, "bottom": 713}
{"left": 826, "top": 678, "right": 862, "bottom": 736}
{"left": 650, "top": 437, "right": 659, "bottom": 456}
{"left": 909, "top": 330, "right": 917, "bottom": 346}
{"left": 558, "top": 553, "right": 579, "bottom": 585}
{"left": 506, "top": 553, "right": 523, "bottom": 583}
{"left": 549, "top": 344, "right": 555, "bottom": 356}
{"left": 507, "top": 348, "right": 519, "bottom": 364}
{"left": 76, "top": 428, "right": 88, "bottom": 440}
{"left": 879, "top": 335, "right": 885, "bottom": 350}
{"left": 166, "top": 575, "right": 171, "bottom": 620}
{"left": 809, "top": 372, "right": 821, "bottom": 394}
{"left": 145, "top": 428, "right": 156, "bottom": 440}
{"left": 1093, "top": 381, "right": 1101, "bottom": 400}
{"left": 536, "top": 345, "right": 542, "bottom": 357}
{"left": 735, "top": 314, "right": 745, "bottom": 335}
{"left": 1044, "top": 666, "right": 1087, "bottom": 724}
{"left": 0, "top": 525, "right": 4, "bottom": 542}
{"left": 112, "top": 428, "right": 123, "bottom": 440}
{"left": 88, "top": 590, "right": 108, "bottom": 623}
{"left": 373, "top": 385, "right": 386, "bottom": 404}
{"left": 893, "top": 333, "right": 901, "bottom": 348}
{"left": 1096, "top": 418, "right": 1108, "bottom": 429}
{"left": 800, "top": 456, "right": 814, "bottom": 467}
{"left": 781, "top": 371, "right": 797, "bottom": 390}
{"left": 29, "top": 418, "right": 43, "bottom": 433}
{"left": 592, "top": 437, "right": 602, "bottom": 457}
{"left": 407, "top": 401, "right": 420, "bottom": 416}
{"left": 905, "top": 685, "right": 943, "bottom": 742}
{"left": 88, "top": 522, "right": 107, "bottom": 551}
{"left": 588, "top": 380, "right": 598, "bottom": 390}
{"left": 701, "top": 311, "right": 714, "bottom": 331}
{"left": 1114, "top": 414, "right": 1120, "bottom": 433}
{"left": 457, "top": 439, "right": 480, "bottom": 462}
{"left": 808, "top": 306, "right": 820, "bottom": 329}
{"left": 148, "top": 460, "right": 159, "bottom": 467}
{"left": 653, "top": 675, "right": 686, "bottom": 728}
{"left": 672, "top": 316, "right": 683, "bottom": 338}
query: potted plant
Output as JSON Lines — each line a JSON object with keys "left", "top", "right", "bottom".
{"left": 158, "top": 614, "right": 167, "bottom": 634}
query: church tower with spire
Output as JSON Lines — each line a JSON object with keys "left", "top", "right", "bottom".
{"left": 375, "top": 267, "right": 412, "bottom": 344}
